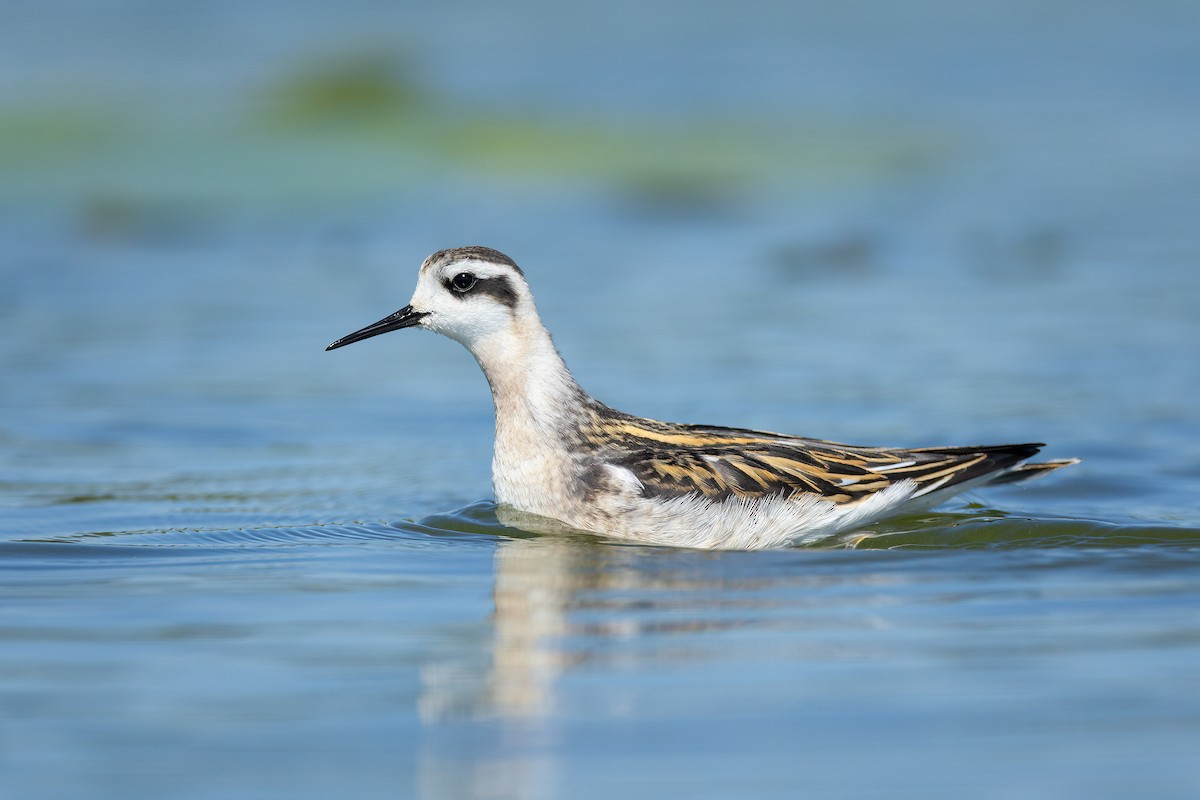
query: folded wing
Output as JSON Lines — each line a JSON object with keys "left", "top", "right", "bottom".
{"left": 601, "top": 420, "right": 1050, "bottom": 504}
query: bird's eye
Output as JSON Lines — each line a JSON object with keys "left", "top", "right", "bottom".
{"left": 451, "top": 272, "right": 477, "bottom": 292}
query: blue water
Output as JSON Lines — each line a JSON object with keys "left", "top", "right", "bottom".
{"left": 3, "top": 1, "right": 1200, "bottom": 797}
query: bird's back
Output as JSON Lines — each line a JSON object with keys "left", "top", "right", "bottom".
{"left": 580, "top": 405, "right": 1061, "bottom": 505}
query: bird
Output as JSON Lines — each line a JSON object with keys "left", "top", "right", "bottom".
{"left": 327, "top": 246, "right": 1077, "bottom": 549}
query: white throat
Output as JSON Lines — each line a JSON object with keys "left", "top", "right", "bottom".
{"left": 470, "top": 317, "right": 581, "bottom": 428}
{"left": 465, "top": 315, "right": 587, "bottom": 512}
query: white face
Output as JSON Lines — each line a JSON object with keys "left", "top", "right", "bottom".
{"left": 409, "top": 255, "right": 529, "bottom": 349}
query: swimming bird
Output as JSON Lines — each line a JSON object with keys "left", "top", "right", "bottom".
{"left": 327, "top": 246, "right": 1076, "bottom": 549}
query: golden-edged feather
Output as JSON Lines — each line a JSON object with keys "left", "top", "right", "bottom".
{"left": 582, "top": 409, "right": 1067, "bottom": 504}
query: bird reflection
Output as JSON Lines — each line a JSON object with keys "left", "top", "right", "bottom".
{"left": 420, "top": 525, "right": 855, "bottom": 722}
{"left": 488, "top": 534, "right": 587, "bottom": 718}
{"left": 416, "top": 526, "right": 894, "bottom": 799}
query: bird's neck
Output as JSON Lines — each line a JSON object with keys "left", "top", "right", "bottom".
{"left": 470, "top": 320, "right": 591, "bottom": 511}
{"left": 470, "top": 320, "right": 588, "bottom": 447}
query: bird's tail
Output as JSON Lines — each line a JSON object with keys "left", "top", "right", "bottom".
{"left": 987, "top": 458, "right": 1080, "bottom": 486}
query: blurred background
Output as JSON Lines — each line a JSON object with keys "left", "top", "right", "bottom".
{"left": 2, "top": 1, "right": 1200, "bottom": 798}
{"left": 4, "top": 0, "right": 1199, "bottom": 523}
{"left": 3, "top": 0, "right": 1198, "bottom": 526}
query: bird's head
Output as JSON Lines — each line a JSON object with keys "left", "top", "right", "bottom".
{"left": 326, "top": 246, "right": 536, "bottom": 353}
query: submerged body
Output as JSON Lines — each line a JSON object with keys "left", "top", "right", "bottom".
{"left": 328, "top": 246, "right": 1075, "bottom": 549}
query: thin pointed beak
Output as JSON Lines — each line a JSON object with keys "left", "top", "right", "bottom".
{"left": 326, "top": 305, "right": 429, "bottom": 351}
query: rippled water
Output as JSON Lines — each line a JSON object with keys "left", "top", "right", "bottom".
{"left": 4, "top": 1, "right": 1200, "bottom": 797}
{"left": 3, "top": 508, "right": 1199, "bottom": 798}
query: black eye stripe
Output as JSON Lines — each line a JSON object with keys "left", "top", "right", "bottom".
{"left": 478, "top": 276, "right": 518, "bottom": 308}
{"left": 443, "top": 274, "right": 518, "bottom": 308}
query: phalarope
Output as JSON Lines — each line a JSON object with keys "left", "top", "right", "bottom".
{"left": 328, "top": 246, "right": 1076, "bottom": 549}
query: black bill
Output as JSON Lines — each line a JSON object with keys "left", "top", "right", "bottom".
{"left": 326, "top": 305, "right": 428, "bottom": 351}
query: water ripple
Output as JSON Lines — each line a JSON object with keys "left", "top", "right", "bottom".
{"left": 7, "top": 501, "right": 1196, "bottom": 559}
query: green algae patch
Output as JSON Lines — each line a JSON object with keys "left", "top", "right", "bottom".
{"left": 0, "top": 53, "right": 950, "bottom": 208}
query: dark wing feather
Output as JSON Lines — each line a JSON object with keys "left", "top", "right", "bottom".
{"left": 596, "top": 418, "right": 1044, "bottom": 504}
